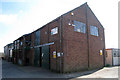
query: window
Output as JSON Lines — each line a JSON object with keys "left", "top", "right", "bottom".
{"left": 16, "top": 40, "right": 19, "bottom": 49}
{"left": 15, "top": 41, "right": 16, "bottom": 45}
{"left": 17, "top": 40, "right": 19, "bottom": 43}
{"left": 106, "top": 51, "right": 108, "bottom": 57}
{"left": 114, "top": 53, "right": 117, "bottom": 57}
{"left": 74, "top": 21, "right": 86, "bottom": 33}
{"left": 51, "top": 27, "right": 58, "bottom": 35}
{"left": 17, "top": 43, "right": 19, "bottom": 49}
{"left": 118, "top": 50, "right": 120, "bottom": 57}
{"left": 20, "top": 42, "right": 23, "bottom": 46}
{"left": 15, "top": 45, "right": 16, "bottom": 49}
{"left": 113, "top": 50, "right": 119, "bottom": 57}
{"left": 90, "top": 26, "right": 99, "bottom": 36}
{"left": 35, "top": 30, "right": 40, "bottom": 46}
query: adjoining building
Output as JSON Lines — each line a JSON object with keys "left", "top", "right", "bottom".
{"left": 5, "top": 3, "right": 105, "bottom": 73}
{"left": 4, "top": 43, "right": 13, "bottom": 62}
{"left": 105, "top": 48, "right": 120, "bottom": 66}
{"left": 12, "top": 33, "right": 32, "bottom": 65}
{"left": 0, "top": 52, "right": 4, "bottom": 59}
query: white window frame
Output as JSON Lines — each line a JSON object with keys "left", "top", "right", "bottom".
{"left": 51, "top": 27, "right": 58, "bottom": 35}
{"left": 90, "top": 26, "right": 99, "bottom": 36}
{"left": 74, "top": 20, "right": 86, "bottom": 33}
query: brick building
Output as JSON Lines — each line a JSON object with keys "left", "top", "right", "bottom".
{"left": 8, "top": 3, "right": 105, "bottom": 73}
{"left": 4, "top": 43, "right": 13, "bottom": 61}
{"left": 0, "top": 52, "right": 4, "bottom": 59}
{"left": 12, "top": 33, "right": 32, "bottom": 65}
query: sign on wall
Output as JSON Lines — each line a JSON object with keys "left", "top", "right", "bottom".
{"left": 53, "top": 51, "right": 56, "bottom": 58}
{"left": 51, "top": 27, "right": 58, "bottom": 35}
{"left": 57, "top": 52, "right": 60, "bottom": 57}
{"left": 100, "top": 50, "right": 102, "bottom": 55}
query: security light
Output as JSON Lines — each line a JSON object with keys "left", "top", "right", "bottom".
{"left": 71, "top": 12, "right": 74, "bottom": 16}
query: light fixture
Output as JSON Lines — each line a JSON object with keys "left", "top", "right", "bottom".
{"left": 68, "top": 23, "right": 71, "bottom": 26}
{"left": 71, "top": 12, "right": 74, "bottom": 16}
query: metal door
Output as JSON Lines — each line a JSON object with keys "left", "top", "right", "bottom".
{"left": 34, "top": 48, "right": 40, "bottom": 66}
{"left": 41, "top": 46, "right": 50, "bottom": 69}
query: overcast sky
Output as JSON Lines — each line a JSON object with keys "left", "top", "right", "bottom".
{"left": 0, "top": 0, "right": 119, "bottom": 52}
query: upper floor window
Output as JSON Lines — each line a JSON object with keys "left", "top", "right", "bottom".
{"left": 90, "top": 26, "right": 99, "bottom": 36}
{"left": 17, "top": 40, "right": 19, "bottom": 43}
{"left": 35, "top": 30, "right": 40, "bottom": 46}
{"left": 114, "top": 53, "right": 117, "bottom": 57}
{"left": 15, "top": 41, "right": 16, "bottom": 45}
{"left": 20, "top": 42, "right": 23, "bottom": 46}
{"left": 17, "top": 43, "right": 19, "bottom": 49}
{"left": 51, "top": 27, "right": 58, "bottom": 35}
{"left": 74, "top": 20, "right": 86, "bottom": 33}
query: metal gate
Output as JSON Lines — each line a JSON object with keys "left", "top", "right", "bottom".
{"left": 41, "top": 46, "right": 50, "bottom": 69}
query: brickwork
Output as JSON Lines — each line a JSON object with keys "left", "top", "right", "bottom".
{"left": 62, "top": 3, "right": 105, "bottom": 72}
{"left": 5, "top": 3, "right": 105, "bottom": 73}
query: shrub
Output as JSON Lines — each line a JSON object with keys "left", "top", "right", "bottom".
{"left": 105, "top": 64, "right": 111, "bottom": 67}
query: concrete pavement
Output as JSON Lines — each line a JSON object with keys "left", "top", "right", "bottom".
{"left": 76, "top": 67, "right": 119, "bottom": 78}
{"left": 1, "top": 60, "right": 119, "bottom": 79}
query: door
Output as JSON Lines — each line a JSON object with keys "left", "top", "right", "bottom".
{"left": 39, "top": 47, "right": 42, "bottom": 67}
{"left": 41, "top": 46, "right": 50, "bottom": 69}
{"left": 34, "top": 48, "right": 40, "bottom": 66}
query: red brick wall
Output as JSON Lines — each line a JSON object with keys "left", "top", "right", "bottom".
{"left": 40, "top": 19, "right": 61, "bottom": 72}
{"left": 48, "top": 19, "right": 61, "bottom": 72}
{"left": 87, "top": 5, "right": 105, "bottom": 69}
{"left": 62, "top": 4, "right": 88, "bottom": 72}
{"left": 31, "top": 32, "right": 35, "bottom": 65}
{"left": 62, "top": 3, "right": 105, "bottom": 72}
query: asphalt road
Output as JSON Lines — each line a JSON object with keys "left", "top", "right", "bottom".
{"left": 1, "top": 59, "right": 119, "bottom": 79}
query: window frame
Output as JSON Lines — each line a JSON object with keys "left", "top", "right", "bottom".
{"left": 90, "top": 25, "right": 99, "bottom": 36}
{"left": 51, "top": 27, "right": 58, "bottom": 35}
{"left": 74, "top": 20, "right": 86, "bottom": 33}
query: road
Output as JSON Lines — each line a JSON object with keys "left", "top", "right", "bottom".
{"left": 1, "top": 59, "right": 119, "bottom": 79}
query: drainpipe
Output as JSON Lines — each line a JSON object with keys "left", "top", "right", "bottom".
{"left": 23, "top": 36, "right": 25, "bottom": 65}
{"left": 59, "top": 15, "right": 63, "bottom": 73}
{"left": 85, "top": 3, "right": 90, "bottom": 69}
{"left": 103, "top": 28, "right": 106, "bottom": 67}
{"left": 112, "top": 49, "right": 113, "bottom": 66}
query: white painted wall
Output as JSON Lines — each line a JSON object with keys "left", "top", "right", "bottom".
{"left": 112, "top": 49, "right": 120, "bottom": 66}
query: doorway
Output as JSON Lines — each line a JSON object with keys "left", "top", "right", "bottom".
{"left": 40, "top": 46, "right": 50, "bottom": 69}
